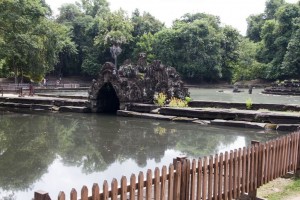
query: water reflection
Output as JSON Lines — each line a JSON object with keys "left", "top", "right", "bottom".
{"left": 0, "top": 111, "right": 284, "bottom": 199}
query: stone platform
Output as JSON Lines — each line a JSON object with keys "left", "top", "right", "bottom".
{"left": 119, "top": 103, "right": 300, "bottom": 132}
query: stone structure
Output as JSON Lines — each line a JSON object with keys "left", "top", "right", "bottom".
{"left": 88, "top": 54, "right": 189, "bottom": 113}
{"left": 263, "top": 80, "right": 300, "bottom": 95}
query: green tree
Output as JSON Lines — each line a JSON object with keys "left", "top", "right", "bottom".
{"left": 0, "top": 0, "right": 76, "bottom": 82}
{"left": 220, "top": 26, "right": 241, "bottom": 81}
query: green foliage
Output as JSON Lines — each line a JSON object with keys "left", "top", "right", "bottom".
{"left": 154, "top": 92, "right": 167, "bottom": 106}
{"left": 246, "top": 98, "right": 253, "bottom": 109}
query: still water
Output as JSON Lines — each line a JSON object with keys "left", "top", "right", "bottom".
{"left": 37, "top": 88, "right": 300, "bottom": 104}
{"left": 0, "top": 109, "right": 285, "bottom": 199}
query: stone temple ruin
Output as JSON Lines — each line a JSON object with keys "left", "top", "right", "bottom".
{"left": 88, "top": 53, "right": 189, "bottom": 113}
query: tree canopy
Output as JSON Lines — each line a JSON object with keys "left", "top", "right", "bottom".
{"left": 0, "top": 0, "right": 299, "bottom": 83}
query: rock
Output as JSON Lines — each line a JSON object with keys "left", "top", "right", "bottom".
{"left": 59, "top": 106, "right": 91, "bottom": 113}
{"left": 276, "top": 124, "right": 300, "bottom": 132}
{"left": 117, "top": 110, "right": 176, "bottom": 120}
{"left": 172, "top": 117, "right": 198, "bottom": 122}
{"left": 210, "top": 119, "right": 266, "bottom": 129}
{"left": 192, "top": 120, "right": 210, "bottom": 125}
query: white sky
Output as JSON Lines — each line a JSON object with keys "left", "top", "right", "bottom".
{"left": 46, "top": 0, "right": 299, "bottom": 35}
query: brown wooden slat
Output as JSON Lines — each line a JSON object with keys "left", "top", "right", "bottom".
{"left": 58, "top": 191, "right": 65, "bottom": 200}
{"left": 246, "top": 147, "right": 251, "bottom": 193}
{"left": 242, "top": 147, "right": 246, "bottom": 194}
{"left": 70, "top": 188, "right": 77, "bottom": 200}
{"left": 174, "top": 162, "right": 181, "bottom": 200}
{"left": 203, "top": 157, "right": 208, "bottom": 200}
{"left": 291, "top": 134, "right": 295, "bottom": 171}
{"left": 274, "top": 140, "right": 279, "bottom": 179}
{"left": 181, "top": 160, "right": 187, "bottom": 200}
{"left": 271, "top": 140, "right": 277, "bottom": 180}
{"left": 161, "top": 166, "right": 167, "bottom": 200}
{"left": 214, "top": 154, "right": 219, "bottom": 200}
{"left": 283, "top": 137, "right": 287, "bottom": 175}
{"left": 102, "top": 181, "right": 109, "bottom": 200}
{"left": 218, "top": 153, "right": 224, "bottom": 200}
{"left": 229, "top": 151, "right": 233, "bottom": 200}
{"left": 265, "top": 142, "right": 269, "bottom": 184}
{"left": 197, "top": 159, "right": 203, "bottom": 200}
{"left": 190, "top": 160, "right": 196, "bottom": 200}
{"left": 279, "top": 138, "right": 283, "bottom": 177}
{"left": 168, "top": 164, "right": 174, "bottom": 200}
{"left": 237, "top": 148, "right": 242, "bottom": 197}
{"left": 111, "top": 179, "right": 118, "bottom": 200}
{"left": 186, "top": 159, "right": 191, "bottom": 200}
{"left": 208, "top": 156, "right": 213, "bottom": 200}
{"left": 146, "top": 169, "right": 152, "bottom": 200}
{"left": 129, "top": 174, "right": 136, "bottom": 200}
{"left": 288, "top": 136, "right": 292, "bottom": 172}
{"left": 154, "top": 167, "right": 160, "bottom": 200}
{"left": 81, "top": 186, "right": 88, "bottom": 200}
{"left": 121, "top": 176, "right": 127, "bottom": 200}
{"left": 233, "top": 150, "right": 237, "bottom": 199}
{"left": 254, "top": 145, "right": 259, "bottom": 190}
{"left": 138, "top": 172, "right": 144, "bottom": 200}
{"left": 224, "top": 152, "right": 229, "bottom": 200}
{"left": 250, "top": 147, "right": 255, "bottom": 191}
{"left": 92, "top": 183, "right": 100, "bottom": 200}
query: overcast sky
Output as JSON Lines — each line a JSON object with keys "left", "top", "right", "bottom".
{"left": 46, "top": 0, "right": 299, "bottom": 35}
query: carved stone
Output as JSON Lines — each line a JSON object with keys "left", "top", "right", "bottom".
{"left": 88, "top": 54, "right": 189, "bottom": 113}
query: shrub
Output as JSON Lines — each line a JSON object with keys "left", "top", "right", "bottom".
{"left": 168, "top": 97, "right": 188, "bottom": 107}
{"left": 246, "top": 98, "right": 253, "bottom": 109}
{"left": 154, "top": 93, "right": 167, "bottom": 106}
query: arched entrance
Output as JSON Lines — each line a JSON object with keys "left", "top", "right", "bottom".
{"left": 96, "top": 83, "right": 120, "bottom": 113}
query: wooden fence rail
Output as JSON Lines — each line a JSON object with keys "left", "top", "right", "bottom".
{"left": 35, "top": 132, "right": 300, "bottom": 200}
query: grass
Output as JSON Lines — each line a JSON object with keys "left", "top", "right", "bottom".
{"left": 266, "top": 176, "right": 300, "bottom": 200}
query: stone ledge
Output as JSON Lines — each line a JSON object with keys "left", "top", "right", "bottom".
{"left": 210, "top": 119, "right": 267, "bottom": 129}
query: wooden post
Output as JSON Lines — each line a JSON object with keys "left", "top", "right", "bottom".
{"left": 34, "top": 190, "right": 51, "bottom": 200}
{"left": 248, "top": 140, "right": 260, "bottom": 200}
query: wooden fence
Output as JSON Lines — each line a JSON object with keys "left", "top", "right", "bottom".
{"left": 35, "top": 132, "right": 300, "bottom": 200}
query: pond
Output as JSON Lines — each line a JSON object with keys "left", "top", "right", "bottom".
{"left": 0, "top": 109, "right": 286, "bottom": 199}
{"left": 36, "top": 87, "right": 300, "bottom": 105}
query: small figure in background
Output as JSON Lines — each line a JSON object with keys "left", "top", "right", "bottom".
{"left": 248, "top": 85, "right": 253, "bottom": 94}
{"left": 29, "top": 83, "right": 34, "bottom": 96}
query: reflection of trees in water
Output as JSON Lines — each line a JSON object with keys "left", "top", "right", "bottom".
{"left": 0, "top": 112, "right": 278, "bottom": 193}
{"left": 0, "top": 114, "right": 57, "bottom": 191}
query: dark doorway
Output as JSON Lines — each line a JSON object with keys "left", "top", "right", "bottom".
{"left": 96, "top": 83, "right": 120, "bottom": 113}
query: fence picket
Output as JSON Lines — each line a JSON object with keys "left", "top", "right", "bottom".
{"left": 70, "top": 188, "right": 77, "bottom": 200}
{"left": 154, "top": 167, "right": 160, "bottom": 200}
{"left": 81, "top": 186, "right": 88, "bottom": 200}
{"left": 102, "top": 181, "right": 109, "bottom": 200}
{"left": 58, "top": 191, "right": 65, "bottom": 200}
{"left": 186, "top": 160, "right": 191, "bottom": 200}
{"left": 92, "top": 183, "right": 100, "bottom": 200}
{"left": 168, "top": 164, "right": 174, "bottom": 200}
{"left": 138, "top": 172, "right": 144, "bottom": 200}
{"left": 218, "top": 153, "right": 223, "bottom": 200}
{"left": 224, "top": 152, "right": 229, "bottom": 200}
{"left": 246, "top": 148, "right": 251, "bottom": 193}
{"left": 208, "top": 156, "right": 213, "bottom": 200}
{"left": 146, "top": 169, "right": 152, "bottom": 200}
{"left": 242, "top": 148, "right": 246, "bottom": 194}
{"left": 229, "top": 151, "right": 233, "bottom": 200}
{"left": 190, "top": 160, "right": 196, "bottom": 200}
{"left": 174, "top": 162, "right": 181, "bottom": 200}
{"left": 237, "top": 148, "right": 242, "bottom": 198}
{"left": 161, "top": 166, "right": 167, "bottom": 200}
{"left": 111, "top": 179, "right": 118, "bottom": 200}
{"left": 214, "top": 154, "right": 219, "bottom": 200}
{"left": 197, "top": 159, "right": 203, "bottom": 200}
{"left": 181, "top": 160, "right": 187, "bottom": 200}
{"left": 121, "top": 176, "right": 127, "bottom": 200}
{"left": 203, "top": 157, "right": 208, "bottom": 200}
{"left": 130, "top": 174, "right": 136, "bottom": 200}
{"left": 233, "top": 150, "right": 237, "bottom": 199}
